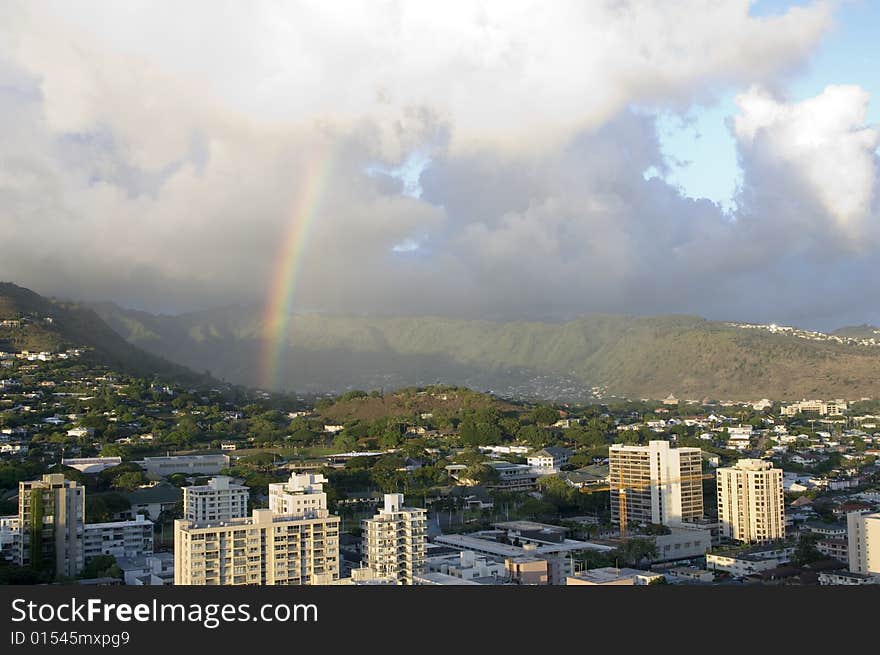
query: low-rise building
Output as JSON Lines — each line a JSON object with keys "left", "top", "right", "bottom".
{"left": 425, "top": 550, "right": 506, "bottom": 582}
{"left": 818, "top": 570, "right": 880, "bottom": 586}
{"left": 83, "top": 515, "right": 154, "bottom": 561}
{"left": 61, "top": 457, "right": 121, "bottom": 474}
{"left": 706, "top": 546, "right": 795, "bottom": 577}
{"left": 566, "top": 567, "right": 664, "bottom": 586}
{"left": 527, "top": 447, "right": 573, "bottom": 474}
{"left": 117, "top": 553, "right": 175, "bottom": 586}
{"left": 663, "top": 566, "right": 714, "bottom": 584}
{"left": 139, "top": 454, "right": 230, "bottom": 477}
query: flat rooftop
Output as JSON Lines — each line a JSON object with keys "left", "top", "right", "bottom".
{"left": 434, "top": 533, "right": 613, "bottom": 556}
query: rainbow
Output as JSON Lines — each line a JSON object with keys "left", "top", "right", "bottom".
{"left": 259, "top": 147, "right": 336, "bottom": 390}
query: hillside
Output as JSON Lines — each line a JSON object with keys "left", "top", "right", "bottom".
{"left": 315, "top": 387, "right": 521, "bottom": 423}
{"left": 832, "top": 324, "right": 880, "bottom": 339}
{"left": 89, "top": 301, "right": 880, "bottom": 401}
{"left": 0, "top": 282, "right": 205, "bottom": 382}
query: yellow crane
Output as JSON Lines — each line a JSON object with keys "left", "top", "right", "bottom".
{"left": 581, "top": 471, "right": 714, "bottom": 541}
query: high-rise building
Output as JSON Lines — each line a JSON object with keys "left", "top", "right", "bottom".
{"left": 716, "top": 459, "right": 785, "bottom": 543}
{"left": 847, "top": 511, "right": 880, "bottom": 575}
{"left": 174, "top": 508, "right": 340, "bottom": 586}
{"left": 609, "top": 441, "right": 704, "bottom": 527}
{"left": 183, "top": 476, "right": 249, "bottom": 522}
{"left": 17, "top": 473, "right": 85, "bottom": 577}
{"left": 362, "top": 494, "right": 427, "bottom": 585}
{"left": 268, "top": 473, "right": 328, "bottom": 517}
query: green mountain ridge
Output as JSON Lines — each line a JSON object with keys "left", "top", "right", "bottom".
{"left": 88, "top": 299, "right": 880, "bottom": 401}
{"left": 0, "top": 282, "right": 206, "bottom": 383}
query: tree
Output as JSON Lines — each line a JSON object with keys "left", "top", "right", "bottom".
{"left": 613, "top": 538, "right": 658, "bottom": 566}
{"left": 80, "top": 555, "right": 121, "bottom": 580}
{"left": 793, "top": 532, "right": 824, "bottom": 565}
{"left": 532, "top": 405, "right": 559, "bottom": 426}
{"left": 113, "top": 471, "right": 147, "bottom": 491}
{"left": 464, "top": 463, "right": 501, "bottom": 486}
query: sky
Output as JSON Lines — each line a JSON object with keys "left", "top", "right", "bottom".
{"left": 1, "top": 0, "right": 879, "bottom": 331}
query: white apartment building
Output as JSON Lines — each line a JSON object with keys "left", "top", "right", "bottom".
{"left": 362, "top": 494, "right": 427, "bottom": 585}
{"left": 17, "top": 474, "right": 85, "bottom": 577}
{"left": 183, "top": 476, "right": 249, "bottom": 522}
{"left": 425, "top": 550, "right": 507, "bottom": 582}
{"left": 527, "top": 447, "right": 572, "bottom": 475}
{"left": 781, "top": 399, "right": 848, "bottom": 417}
{"left": 716, "top": 459, "right": 785, "bottom": 543}
{"left": 83, "top": 515, "right": 154, "bottom": 561}
{"left": 269, "top": 473, "right": 328, "bottom": 517}
{"left": 727, "top": 426, "right": 754, "bottom": 441}
{"left": 608, "top": 441, "right": 704, "bottom": 527}
{"left": 174, "top": 508, "right": 340, "bottom": 586}
{"left": 847, "top": 511, "right": 880, "bottom": 576}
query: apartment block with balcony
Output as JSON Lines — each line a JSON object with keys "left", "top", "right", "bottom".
{"left": 609, "top": 441, "right": 704, "bottom": 528}
{"left": 183, "top": 476, "right": 249, "bottom": 522}
{"left": 174, "top": 508, "right": 340, "bottom": 586}
{"left": 716, "top": 459, "right": 785, "bottom": 543}
{"left": 17, "top": 473, "right": 85, "bottom": 578}
{"left": 362, "top": 494, "right": 427, "bottom": 585}
{"left": 83, "top": 514, "right": 154, "bottom": 561}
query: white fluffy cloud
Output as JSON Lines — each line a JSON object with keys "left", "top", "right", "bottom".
{"left": 734, "top": 84, "right": 880, "bottom": 235}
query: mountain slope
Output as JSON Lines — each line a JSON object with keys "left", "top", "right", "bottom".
{"left": 0, "top": 282, "right": 205, "bottom": 382}
{"left": 90, "top": 302, "right": 880, "bottom": 400}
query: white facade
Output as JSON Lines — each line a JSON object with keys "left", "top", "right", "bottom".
{"left": 61, "top": 456, "right": 121, "bottom": 474}
{"left": 781, "top": 399, "right": 848, "bottom": 417}
{"left": 716, "top": 459, "right": 785, "bottom": 543}
{"left": 268, "top": 473, "right": 329, "bottom": 517}
{"left": 183, "top": 476, "right": 249, "bottom": 522}
{"left": 609, "top": 441, "right": 704, "bottom": 527}
{"left": 527, "top": 448, "right": 572, "bottom": 474}
{"left": 425, "top": 550, "right": 507, "bottom": 582}
{"left": 362, "top": 494, "right": 427, "bottom": 585}
{"left": 83, "top": 515, "right": 154, "bottom": 561}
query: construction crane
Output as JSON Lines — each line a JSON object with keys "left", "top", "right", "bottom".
{"left": 581, "top": 471, "right": 714, "bottom": 541}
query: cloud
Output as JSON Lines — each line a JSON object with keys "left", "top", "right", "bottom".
{"left": 2, "top": 0, "right": 879, "bottom": 331}
{"left": 734, "top": 84, "right": 880, "bottom": 237}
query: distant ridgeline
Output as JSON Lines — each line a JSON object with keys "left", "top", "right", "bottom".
{"left": 87, "top": 298, "right": 880, "bottom": 401}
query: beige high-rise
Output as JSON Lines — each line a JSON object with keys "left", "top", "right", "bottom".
{"left": 609, "top": 441, "right": 703, "bottom": 527}
{"left": 17, "top": 473, "right": 85, "bottom": 578}
{"left": 362, "top": 494, "right": 427, "bottom": 585}
{"left": 174, "top": 508, "right": 340, "bottom": 585}
{"left": 716, "top": 459, "right": 785, "bottom": 543}
{"left": 847, "top": 511, "right": 880, "bottom": 575}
